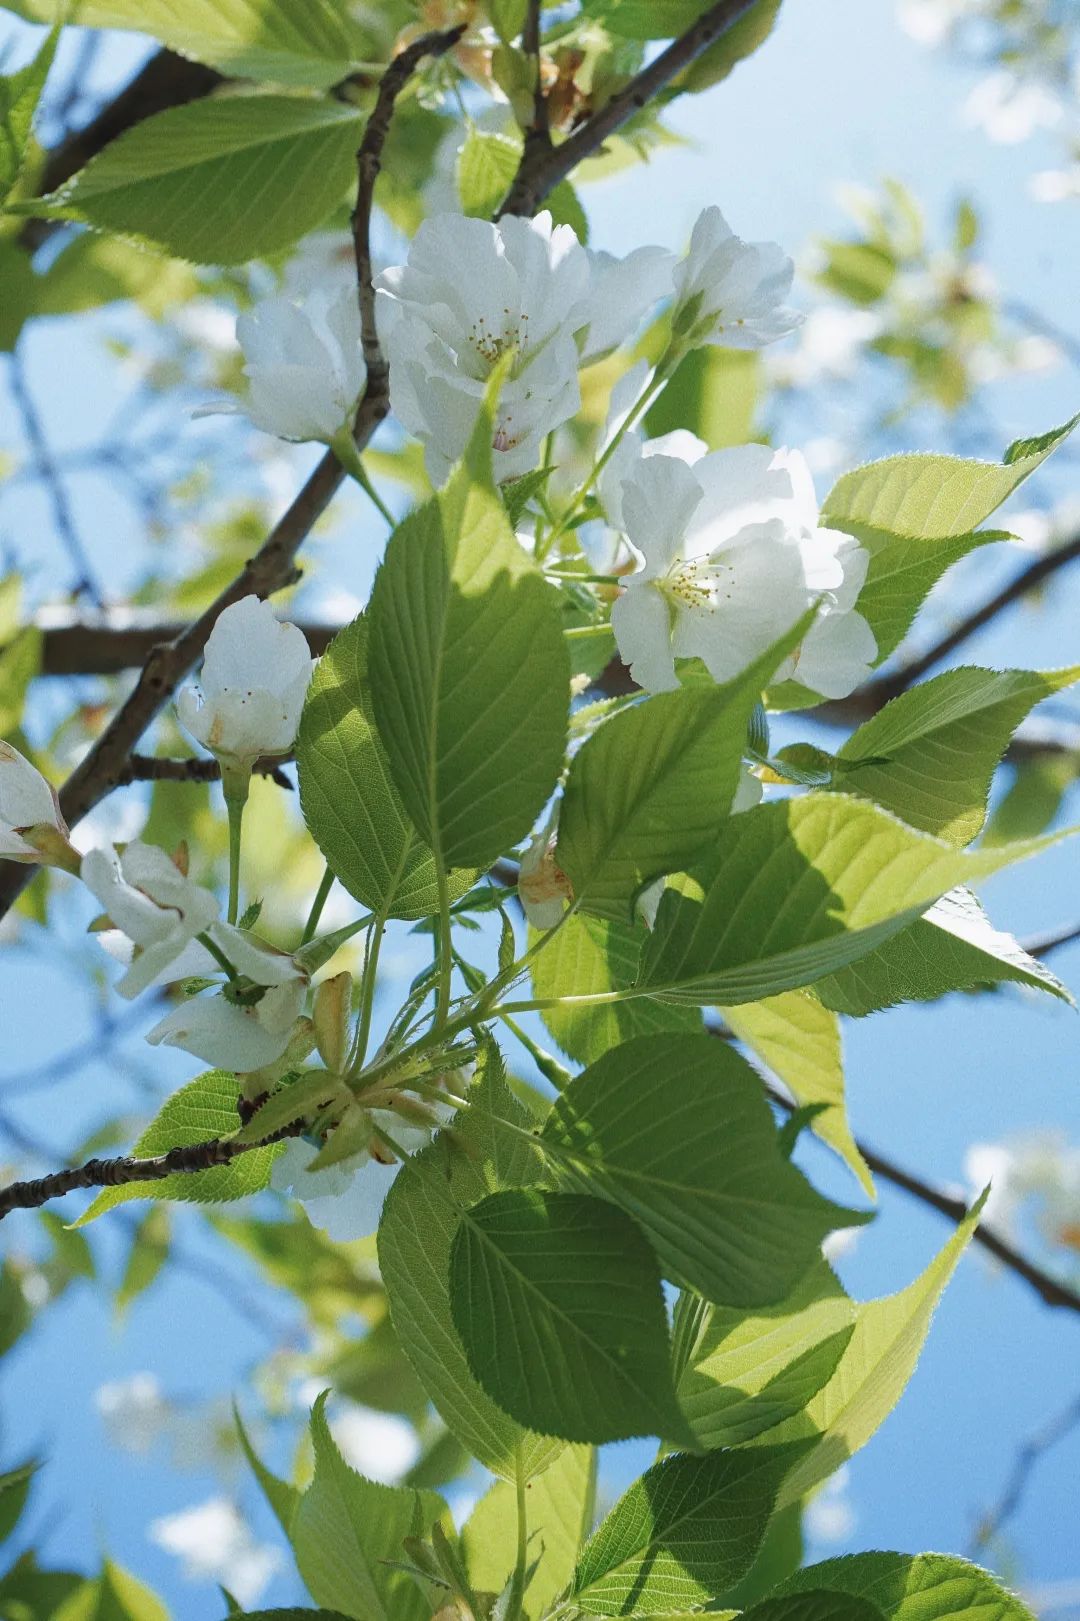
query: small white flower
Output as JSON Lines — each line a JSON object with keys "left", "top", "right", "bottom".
{"left": 146, "top": 925, "right": 307, "bottom": 1072}
{"left": 177, "top": 596, "right": 315, "bottom": 775}
{"left": 376, "top": 213, "right": 671, "bottom": 485}
{"left": 280, "top": 230, "right": 356, "bottom": 300}
{"left": 95, "top": 1373, "right": 170, "bottom": 1455}
{"left": 518, "top": 824, "right": 573, "bottom": 931}
{"left": 963, "top": 70, "right": 1062, "bottom": 145}
{"left": 1030, "top": 164, "right": 1080, "bottom": 203}
{"left": 671, "top": 205, "right": 802, "bottom": 351}
{"left": 607, "top": 438, "right": 875, "bottom": 698}
{"left": 0, "top": 742, "right": 71, "bottom": 863}
{"left": 224, "top": 281, "right": 367, "bottom": 444}
{"left": 150, "top": 1496, "right": 281, "bottom": 1608}
{"left": 81, "top": 841, "right": 219, "bottom": 999}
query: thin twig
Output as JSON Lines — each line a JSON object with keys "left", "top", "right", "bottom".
{"left": 116, "top": 753, "right": 294, "bottom": 790}
{"left": 970, "top": 1385, "right": 1080, "bottom": 1553}
{"left": 518, "top": 0, "right": 553, "bottom": 173}
{"left": 8, "top": 351, "right": 105, "bottom": 608}
{"left": 1021, "top": 920, "right": 1080, "bottom": 960}
{"left": 498, "top": 0, "right": 763, "bottom": 217}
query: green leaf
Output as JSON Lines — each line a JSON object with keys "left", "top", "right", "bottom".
{"left": 236, "top": 1405, "right": 300, "bottom": 1538}
{"left": 0, "top": 0, "right": 369, "bottom": 86}
{"left": 291, "top": 1393, "right": 445, "bottom": 1621}
{"left": 449, "top": 1188, "right": 695, "bottom": 1447}
{"left": 836, "top": 664, "right": 1080, "bottom": 843}
{"left": 0, "top": 625, "right": 42, "bottom": 733}
{"left": 21, "top": 96, "right": 363, "bottom": 265}
{"left": 457, "top": 127, "right": 519, "bottom": 218}
{"left": 115, "top": 1206, "right": 169, "bottom": 1317}
{"left": 369, "top": 376, "right": 569, "bottom": 873}
{"left": 488, "top": 0, "right": 527, "bottom": 44}
{"left": 814, "top": 885, "right": 1071, "bottom": 1016}
{"left": 673, "top": 0, "right": 784, "bottom": 93}
{"left": 0, "top": 1459, "right": 37, "bottom": 1544}
{"left": 540, "top": 1033, "right": 867, "bottom": 1307}
{"left": 776, "top": 1551, "right": 1035, "bottom": 1621}
{"left": 52, "top": 1560, "right": 169, "bottom": 1621}
{"left": 557, "top": 621, "right": 808, "bottom": 919}
{"left": 985, "top": 753, "right": 1078, "bottom": 845}
{"left": 0, "top": 22, "right": 59, "bottom": 204}
{"left": 676, "top": 1259, "right": 856, "bottom": 1451}
{"left": 503, "top": 466, "right": 554, "bottom": 530}
{"left": 639, "top": 794, "right": 1065, "bottom": 1006}
{"left": 378, "top": 1044, "right": 561, "bottom": 1481}
{"left": 569, "top": 1444, "right": 806, "bottom": 1615}
{"left": 297, "top": 616, "right": 475, "bottom": 919}
{"left": 75, "top": 1070, "right": 280, "bottom": 1224}
{"left": 531, "top": 912, "right": 700, "bottom": 1065}
{"left": 843, "top": 527, "right": 1009, "bottom": 668}
{"left": 742, "top": 1594, "right": 886, "bottom": 1621}
{"left": 461, "top": 1446, "right": 596, "bottom": 1619}
{"left": 757, "top": 1192, "right": 988, "bottom": 1506}
{"left": 721, "top": 993, "right": 872, "bottom": 1195}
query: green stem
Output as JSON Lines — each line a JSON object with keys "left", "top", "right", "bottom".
{"left": 545, "top": 571, "right": 621, "bottom": 585}
{"left": 351, "top": 908, "right": 388, "bottom": 1073}
{"left": 222, "top": 775, "right": 250, "bottom": 927}
{"left": 507, "top": 1442, "right": 529, "bottom": 1621}
{"left": 434, "top": 858, "right": 453, "bottom": 1033}
{"left": 330, "top": 428, "right": 396, "bottom": 526}
{"left": 195, "top": 930, "right": 239, "bottom": 981}
{"left": 300, "top": 865, "right": 335, "bottom": 947}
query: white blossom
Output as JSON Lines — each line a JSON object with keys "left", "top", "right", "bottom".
{"left": 280, "top": 230, "right": 356, "bottom": 300}
{"left": 150, "top": 1497, "right": 282, "bottom": 1607}
{"left": 375, "top": 212, "right": 671, "bottom": 484}
{"left": 962, "top": 70, "right": 1062, "bottom": 145}
{"left": 0, "top": 742, "right": 70, "bottom": 863}
{"left": 671, "top": 206, "right": 802, "bottom": 351}
{"left": 607, "top": 438, "right": 875, "bottom": 698}
{"left": 146, "top": 925, "right": 307, "bottom": 1072}
{"left": 518, "top": 823, "right": 573, "bottom": 930}
{"left": 177, "top": 596, "right": 315, "bottom": 775}
{"left": 95, "top": 1373, "right": 170, "bottom": 1455}
{"left": 223, "top": 281, "right": 367, "bottom": 444}
{"left": 81, "top": 841, "right": 219, "bottom": 1000}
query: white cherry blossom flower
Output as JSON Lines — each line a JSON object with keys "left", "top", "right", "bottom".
{"left": 0, "top": 742, "right": 76, "bottom": 866}
{"left": 81, "top": 840, "right": 218, "bottom": 999}
{"left": 223, "top": 281, "right": 367, "bottom": 444}
{"left": 177, "top": 596, "right": 315, "bottom": 776}
{"left": 146, "top": 925, "right": 307, "bottom": 1072}
{"left": 671, "top": 205, "right": 802, "bottom": 351}
{"left": 375, "top": 213, "right": 672, "bottom": 484}
{"left": 607, "top": 437, "right": 874, "bottom": 698}
{"left": 150, "top": 1497, "right": 281, "bottom": 1608}
{"left": 518, "top": 822, "right": 573, "bottom": 930}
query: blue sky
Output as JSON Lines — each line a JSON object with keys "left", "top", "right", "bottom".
{"left": 1, "top": 0, "right": 1079, "bottom": 1610}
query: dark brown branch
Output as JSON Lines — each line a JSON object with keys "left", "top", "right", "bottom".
{"left": 516, "top": 0, "right": 553, "bottom": 181}
{"left": 116, "top": 752, "right": 294, "bottom": 789}
{"left": 497, "top": 0, "right": 763, "bottom": 217}
{"left": 0, "top": 26, "right": 465, "bottom": 926}
{"left": 33, "top": 619, "right": 340, "bottom": 677}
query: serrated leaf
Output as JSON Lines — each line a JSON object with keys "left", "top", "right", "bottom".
{"left": 290, "top": 1394, "right": 445, "bottom": 1621}
{"left": 557, "top": 619, "right": 810, "bottom": 920}
{"left": 837, "top": 664, "right": 1080, "bottom": 843}
{"left": 0, "top": 0, "right": 369, "bottom": 86}
{"left": 531, "top": 912, "right": 700, "bottom": 1064}
{"left": 457, "top": 128, "right": 519, "bottom": 218}
{"left": 540, "top": 1034, "right": 867, "bottom": 1307}
{"left": 775, "top": 1551, "right": 1035, "bottom": 1621}
{"left": 673, "top": 0, "right": 784, "bottom": 93}
{"left": 369, "top": 374, "right": 569, "bottom": 873}
{"left": 236, "top": 1405, "right": 300, "bottom": 1538}
{"left": 378, "top": 1045, "right": 561, "bottom": 1480}
{"left": 75, "top": 1071, "right": 280, "bottom": 1223}
{"left": 757, "top": 1192, "right": 988, "bottom": 1505}
{"left": 21, "top": 96, "right": 363, "bottom": 264}
{"left": 843, "top": 527, "right": 1009, "bottom": 668}
{"left": 461, "top": 1446, "right": 596, "bottom": 1620}
{"left": 297, "top": 616, "right": 476, "bottom": 919}
{"left": 639, "top": 794, "right": 1066, "bottom": 1006}
{"left": 743, "top": 1594, "right": 886, "bottom": 1621}
{"left": 676, "top": 1259, "right": 856, "bottom": 1451}
{"left": 503, "top": 466, "right": 554, "bottom": 529}
{"left": 814, "top": 885, "right": 1072, "bottom": 1015}
{"left": 569, "top": 1444, "right": 806, "bottom": 1615}
{"left": 52, "top": 1560, "right": 169, "bottom": 1621}
{"left": 0, "top": 22, "right": 59, "bottom": 204}
{"left": 721, "top": 993, "right": 872, "bottom": 1195}
{"left": 450, "top": 1188, "right": 695, "bottom": 1447}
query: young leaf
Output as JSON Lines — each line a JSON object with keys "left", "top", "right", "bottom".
{"left": 378, "top": 1046, "right": 561, "bottom": 1481}
{"left": 290, "top": 1394, "right": 445, "bottom": 1621}
{"left": 461, "top": 1446, "right": 596, "bottom": 1620}
{"left": 639, "top": 794, "right": 1066, "bottom": 1006}
{"left": 742, "top": 1595, "right": 886, "bottom": 1621}
{"left": 530, "top": 912, "right": 700, "bottom": 1065}
{"left": 775, "top": 1551, "right": 1036, "bottom": 1621}
{"left": 758, "top": 1192, "right": 989, "bottom": 1505}
{"left": 1, "top": 0, "right": 370, "bottom": 85}
{"left": 235, "top": 1405, "right": 300, "bottom": 1539}
{"left": 0, "top": 23, "right": 59, "bottom": 204}
{"left": 557, "top": 618, "right": 811, "bottom": 920}
{"left": 368, "top": 375, "right": 570, "bottom": 874}
{"left": 74, "top": 1071, "right": 280, "bottom": 1224}
{"left": 676, "top": 1258, "right": 856, "bottom": 1451}
{"left": 814, "top": 886, "right": 1071, "bottom": 1016}
{"left": 540, "top": 1034, "right": 868, "bottom": 1307}
{"left": 296, "top": 616, "right": 475, "bottom": 919}
{"left": 836, "top": 664, "right": 1080, "bottom": 844}
{"left": 721, "top": 993, "right": 873, "bottom": 1196}
{"left": 569, "top": 1444, "right": 807, "bottom": 1615}
{"left": 20, "top": 96, "right": 363, "bottom": 264}
{"left": 449, "top": 1188, "right": 696, "bottom": 1447}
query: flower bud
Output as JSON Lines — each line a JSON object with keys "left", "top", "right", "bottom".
{"left": 313, "top": 971, "right": 353, "bottom": 1074}
{"left": 0, "top": 742, "right": 78, "bottom": 868}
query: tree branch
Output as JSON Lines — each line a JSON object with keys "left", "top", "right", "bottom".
{"left": 116, "top": 753, "right": 295, "bottom": 789}
{"left": 498, "top": 0, "right": 763, "bottom": 217}
{"left": 970, "top": 1384, "right": 1080, "bottom": 1553}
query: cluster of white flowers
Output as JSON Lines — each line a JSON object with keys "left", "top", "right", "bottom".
{"left": 966, "top": 1133, "right": 1080, "bottom": 1260}
{"left": 150, "top": 1496, "right": 282, "bottom": 1607}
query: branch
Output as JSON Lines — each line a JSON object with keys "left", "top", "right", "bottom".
{"left": 970, "top": 1385, "right": 1080, "bottom": 1553}
{"left": 498, "top": 0, "right": 763, "bottom": 217}
{"left": 116, "top": 752, "right": 295, "bottom": 789}
{"left": 0, "top": 25, "right": 465, "bottom": 926}
{"left": 0, "top": 1119, "right": 303, "bottom": 1221}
